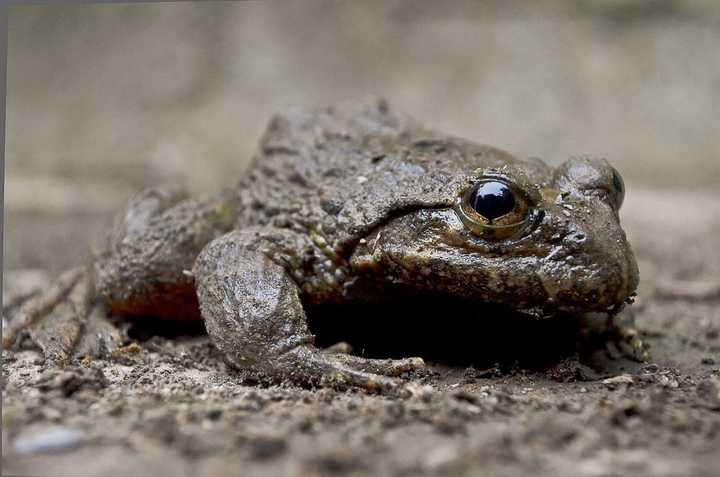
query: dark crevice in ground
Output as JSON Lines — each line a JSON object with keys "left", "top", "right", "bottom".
{"left": 123, "top": 315, "right": 207, "bottom": 341}
{"left": 120, "top": 294, "right": 616, "bottom": 372}
{"left": 307, "top": 296, "right": 586, "bottom": 369}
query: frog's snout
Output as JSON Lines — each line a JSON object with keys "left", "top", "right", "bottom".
{"left": 539, "top": 203, "right": 639, "bottom": 313}
{"left": 581, "top": 230, "right": 639, "bottom": 309}
{"left": 535, "top": 156, "right": 638, "bottom": 312}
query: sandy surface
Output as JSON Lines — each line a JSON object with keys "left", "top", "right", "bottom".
{"left": 3, "top": 2, "right": 720, "bottom": 476}
{"left": 4, "top": 187, "right": 720, "bottom": 477}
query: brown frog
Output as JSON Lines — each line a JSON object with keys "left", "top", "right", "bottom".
{"left": 3, "top": 98, "right": 640, "bottom": 392}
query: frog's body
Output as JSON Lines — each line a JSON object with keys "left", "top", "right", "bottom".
{"left": 4, "top": 98, "right": 639, "bottom": 392}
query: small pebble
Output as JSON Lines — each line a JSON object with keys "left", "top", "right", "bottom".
{"left": 404, "top": 383, "right": 434, "bottom": 402}
{"left": 231, "top": 396, "right": 263, "bottom": 413}
{"left": 14, "top": 427, "right": 86, "bottom": 455}
{"left": 602, "top": 375, "right": 634, "bottom": 386}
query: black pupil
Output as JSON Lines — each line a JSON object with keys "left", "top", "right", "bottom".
{"left": 469, "top": 181, "right": 516, "bottom": 220}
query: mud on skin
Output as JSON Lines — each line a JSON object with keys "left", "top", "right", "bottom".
{"left": 3, "top": 97, "right": 640, "bottom": 392}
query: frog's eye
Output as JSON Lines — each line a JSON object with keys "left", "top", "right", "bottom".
{"left": 468, "top": 181, "right": 516, "bottom": 219}
{"left": 456, "top": 179, "right": 532, "bottom": 240}
{"left": 610, "top": 167, "right": 625, "bottom": 210}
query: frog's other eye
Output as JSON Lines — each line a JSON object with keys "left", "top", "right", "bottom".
{"left": 587, "top": 166, "right": 626, "bottom": 211}
{"left": 456, "top": 179, "right": 533, "bottom": 240}
{"left": 610, "top": 167, "right": 625, "bottom": 210}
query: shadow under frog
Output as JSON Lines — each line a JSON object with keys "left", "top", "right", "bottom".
{"left": 3, "top": 98, "right": 641, "bottom": 393}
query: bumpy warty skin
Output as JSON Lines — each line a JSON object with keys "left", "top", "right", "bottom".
{"left": 97, "top": 97, "right": 638, "bottom": 323}
{"left": 228, "top": 98, "right": 638, "bottom": 314}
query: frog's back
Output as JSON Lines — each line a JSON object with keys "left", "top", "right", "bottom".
{"left": 236, "top": 98, "right": 545, "bottom": 252}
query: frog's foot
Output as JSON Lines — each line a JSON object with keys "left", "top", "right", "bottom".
{"left": 329, "top": 352, "right": 425, "bottom": 377}
{"left": 320, "top": 342, "right": 427, "bottom": 376}
{"left": 277, "top": 346, "right": 425, "bottom": 393}
{"left": 605, "top": 320, "right": 649, "bottom": 362}
{"left": 2, "top": 268, "right": 121, "bottom": 363}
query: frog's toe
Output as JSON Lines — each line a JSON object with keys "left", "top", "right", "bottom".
{"left": 2, "top": 268, "right": 121, "bottom": 364}
{"left": 278, "top": 345, "right": 417, "bottom": 394}
{"left": 320, "top": 344, "right": 425, "bottom": 377}
{"left": 322, "top": 341, "right": 353, "bottom": 355}
{"left": 321, "top": 364, "right": 404, "bottom": 394}
{"left": 331, "top": 353, "right": 426, "bottom": 377}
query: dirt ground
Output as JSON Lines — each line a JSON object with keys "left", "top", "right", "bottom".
{"left": 3, "top": 2, "right": 720, "bottom": 476}
{"left": 4, "top": 187, "right": 720, "bottom": 477}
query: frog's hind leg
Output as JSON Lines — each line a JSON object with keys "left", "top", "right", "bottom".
{"left": 97, "top": 185, "right": 240, "bottom": 323}
{"left": 3, "top": 185, "right": 229, "bottom": 362}
{"left": 194, "top": 229, "right": 425, "bottom": 394}
{"left": 2, "top": 267, "right": 122, "bottom": 363}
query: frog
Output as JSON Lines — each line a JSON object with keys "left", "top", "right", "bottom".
{"left": 2, "top": 97, "right": 640, "bottom": 393}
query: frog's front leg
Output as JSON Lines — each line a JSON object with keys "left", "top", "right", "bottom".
{"left": 193, "top": 229, "right": 425, "bottom": 393}
{"left": 578, "top": 308, "right": 649, "bottom": 362}
{"left": 605, "top": 308, "right": 649, "bottom": 362}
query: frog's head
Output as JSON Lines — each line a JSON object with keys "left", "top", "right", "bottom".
{"left": 350, "top": 157, "right": 639, "bottom": 316}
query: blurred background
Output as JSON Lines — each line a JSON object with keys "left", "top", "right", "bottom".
{"left": 5, "top": 0, "right": 720, "bottom": 274}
